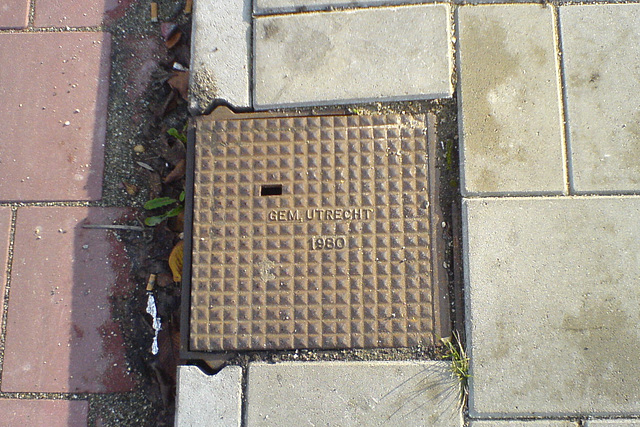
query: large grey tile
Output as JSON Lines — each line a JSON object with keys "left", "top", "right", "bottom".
{"left": 585, "top": 420, "right": 640, "bottom": 427}
{"left": 464, "top": 196, "right": 640, "bottom": 416}
{"left": 246, "top": 361, "right": 462, "bottom": 426}
{"left": 457, "top": 5, "right": 565, "bottom": 196}
{"left": 560, "top": 4, "right": 640, "bottom": 193}
{"left": 253, "top": 4, "right": 452, "bottom": 109}
{"left": 585, "top": 421, "right": 640, "bottom": 426}
{"left": 175, "top": 365, "right": 242, "bottom": 427}
{"left": 470, "top": 421, "right": 578, "bottom": 427}
{"left": 254, "top": 0, "right": 424, "bottom": 14}
{"left": 190, "top": 0, "right": 251, "bottom": 111}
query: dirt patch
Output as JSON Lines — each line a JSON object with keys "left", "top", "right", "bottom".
{"left": 91, "top": 0, "right": 193, "bottom": 425}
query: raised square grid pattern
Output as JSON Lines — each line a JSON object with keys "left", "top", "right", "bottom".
{"left": 191, "top": 114, "right": 436, "bottom": 351}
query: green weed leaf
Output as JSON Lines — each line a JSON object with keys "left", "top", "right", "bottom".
{"left": 144, "top": 197, "right": 177, "bottom": 210}
{"left": 144, "top": 215, "right": 167, "bottom": 226}
{"left": 165, "top": 205, "right": 184, "bottom": 218}
{"left": 168, "top": 128, "right": 187, "bottom": 144}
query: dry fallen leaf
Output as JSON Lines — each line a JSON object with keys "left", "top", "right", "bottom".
{"left": 168, "top": 71, "right": 189, "bottom": 101}
{"left": 122, "top": 181, "right": 138, "bottom": 196}
{"left": 163, "top": 158, "right": 186, "bottom": 184}
{"left": 168, "top": 240, "right": 184, "bottom": 282}
{"left": 165, "top": 31, "right": 182, "bottom": 49}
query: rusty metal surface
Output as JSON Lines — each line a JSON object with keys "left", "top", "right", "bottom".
{"left": 189, "top": 112, "right": 446, "bottom": 352}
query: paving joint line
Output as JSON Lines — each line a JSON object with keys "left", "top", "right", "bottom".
{"left": 0, "top": 201, "right": 99, "bottom": 208}
{"left": 553, "top": 3, "right": 575, "bottom": 196}
{"left": 0, "top": 390, "right": 141, "bottom": 402}
{"left": 28, "top": 0, "right": 35, "bottom": 28}
{"left": 449, "top": 3, "right": 457, "bottom": 90}
{"left": 0, "top": 26, "right": 106, "bottom": 34}
{"left": 240, "top": 364, "right": 249, "bottom": 427}
{"left": 0, "top": 207, "right": 18, "bottom": 389}
{"left": 463, "top": 192, "right": 640, "bottom": 199}
{"left": 249, "top": 0, "right": 255, "bottom": 107}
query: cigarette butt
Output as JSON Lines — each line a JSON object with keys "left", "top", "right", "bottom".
{"left": 150, "top": 2, "right": 158, "bottom": 22}
{"left": 184, "top": 0, "right": 193, "bottom": 14}
{"left": 146, "top": 273, "right": 157, "bottom": 291}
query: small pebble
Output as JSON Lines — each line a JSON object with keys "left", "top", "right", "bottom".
{"left": 63, "top": 121, "right": 71, "bottom": 126}
{"left": 133, "top": 144, "right": 145, "bottom": 153}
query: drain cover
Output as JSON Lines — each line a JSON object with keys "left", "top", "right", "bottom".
{"left": 186, "top": 109, "right": 449, "bottom": 352}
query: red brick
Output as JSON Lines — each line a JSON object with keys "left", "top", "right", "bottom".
{"left": 2, "top": 207, "right": 137, "bottom": 393}
{"left": 34, "top": 0, "right": 120, "bottom": 27}
{"left": 0, "top": 33, "right": 110, "bottom": 202}
{"left": 0, "top": 0, "right": 29, "bottom": 29}
{"left": 0, "top": 399, "right": 88, "bottom": 427}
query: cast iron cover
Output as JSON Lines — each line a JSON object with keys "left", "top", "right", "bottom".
{"left": 188, "top": 111, "right": 448, "bottom": 352}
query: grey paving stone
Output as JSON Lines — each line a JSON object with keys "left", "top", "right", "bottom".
{"left": 189, "top": 0, "right": 251, "bottom": 112}
{"left": 254, "top": 0, "right": 422, "bottom": 14}
{"left": 560, "top": 4, "right": 640, "bottom": 193}
{"left": 456, "top": 5, "right": 565, "bottom": 196}
{"left": 463, "top": 196, "right": 640, "bottom": 416}
{"left": 470, "top": 421, "right": 578, "bottom": 427}
{"left": 175, "top": 365, "right": 242, "bottom": 427}
{"left": 586, "top": 421, "right": 640, "bottom": 426}
{"left": 246, "top": 361, "right": 462, "bottom": 426}
{"left": 253, "top": 4, "right": 452, "bottom": 109}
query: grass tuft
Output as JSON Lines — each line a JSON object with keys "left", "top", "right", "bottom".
{"left": 441, "top": 330, "right": 470, "bottom": 407}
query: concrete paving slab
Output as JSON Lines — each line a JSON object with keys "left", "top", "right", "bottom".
{"left": 34, "top": 0, "right": 119, "bottom": 27}
{"left": 2, "top": 207, "right": 137, "bottom": 393}
{"left": 0, "top": 208, "right": 11, "bottom": 318}
{"left": 456, "top": 5, "right": 565, "bottom": 196}
{"left": 246, "top": 361, "right": 462, "bottom": 426}
{"left": 0, "top": 399, "right": 88, "bottom": 427}
{"left": 175, "top": 365, "right": 242, "bottom": 427}
{"left": 0, "top": 0, "right": 29, "bottom": 29}
{"left": 253, "top": 4, "right": 452, "bottom": 109}
{"left": 0, "top": 32, "right": 110, "bottom": 201}
{"left": 470, "top": 421, "right": 579, "bottom": 427}
{"left": 254, "top": 0, "right": 422, "bottom": 14}
{"left": 463, "top": 196, "right": 640, "bottom": 416}
{"left": 585, "top": 421, "right": 640, "bottom": 426}
{"left": 560, "top": 4, "right": 640, "bottom": 193}
{"left": 189, "top": 0, "right": 251, "bottom": 112}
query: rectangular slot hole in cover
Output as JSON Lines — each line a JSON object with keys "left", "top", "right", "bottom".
{"left": 260, "top": 184, "right": 283, "bottom": 196}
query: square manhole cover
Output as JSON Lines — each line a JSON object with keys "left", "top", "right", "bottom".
{"left": 185, "top": 108, "right": 449, "bottom": 353}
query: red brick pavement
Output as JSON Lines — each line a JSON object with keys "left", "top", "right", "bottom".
{"left": 0, "top": 0, "right": 29, "bottom": 29}
{"left": 34, "top": 0, "right": 121, "bottom": 27}
{"left": 0, "top": 32, "right": 111, "bottom": 202}
{"left": 2, "top": 207, "right": 137, "bottom": 393}
{"left": 0, "top": 398, "right": 88, "bottom": 427}
{"left": 0, "top": 1, "right": 149, "bottom": 425}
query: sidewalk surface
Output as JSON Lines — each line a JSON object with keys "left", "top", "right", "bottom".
{"left": 0, "top": 0, "right": 140, "bottom": 424}
{"left": 185, "top": 0, "right": 640, "bottom": 425}
{"left": 2, "top": 0, "right": 640, "bottom": 426}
